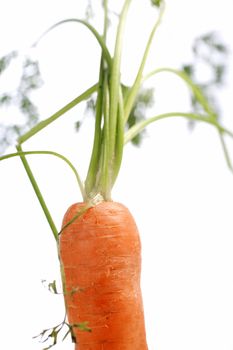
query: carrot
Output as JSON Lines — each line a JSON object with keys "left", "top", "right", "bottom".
{"left": 60, "top": 201, "right": 148, "bottom": 349}
{"left": 2, "top": 0, "right": 233, "bottom": 349}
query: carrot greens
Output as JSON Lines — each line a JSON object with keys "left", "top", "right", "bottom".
{"left": 2, "top": 1, "right": 232, "bottom": 203}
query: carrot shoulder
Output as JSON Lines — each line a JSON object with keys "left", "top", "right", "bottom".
{"left": 59, "top": 201, "right": 148, "bottom": 350}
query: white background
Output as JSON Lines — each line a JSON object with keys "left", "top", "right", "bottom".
{"left": 0, "top": 1, "right": 233, "bottom": 349}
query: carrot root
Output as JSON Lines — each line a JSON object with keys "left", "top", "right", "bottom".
{"left": 59, "top": 201, "right": 148, "bottom": 350}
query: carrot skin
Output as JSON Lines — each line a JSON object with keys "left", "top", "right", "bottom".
{"left": 59, "top": 201, "right": 148, "bottom": 350}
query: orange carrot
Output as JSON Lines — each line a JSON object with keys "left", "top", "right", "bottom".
{"left": 60, "top": 201, "right": 148, "bottom": 349}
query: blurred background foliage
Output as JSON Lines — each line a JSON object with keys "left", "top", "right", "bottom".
{"left": 182, "top": 32, "right": 228, "bottom": 124}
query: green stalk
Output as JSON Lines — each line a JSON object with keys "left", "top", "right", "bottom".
{"left": 143, "top": 67, "right": 216, "bottom": 117}
{"left": 85, "top": 0, "right": 111, "bottom": 200}
{"left": 98, "top": 0, "right": 111, "bottom": 200}
{"left": 16, "top": 145, "right": 59, "bottom": 242}
{"left": 108, "top": 0, "right": 132, "bottom": 182}
{"left": 113, "top": 85, "right": 125, "bottom": 184}
{"left": 99, "top": 72, "right": 111, "bottom": 199}
{"left": 218, "top": 132, "right": 233, "bottom": 172}
{"left": 0, "top": 150, "right": 85, "bottom": 200}
{"left": 85, "top": 61, "right": 105, "bottom": 198}
{"left": 34, "top": 19, "right": 112, "bottom": 68}
{"left": 124, "top": 2, "right": 165, "bottom": 124}
{"left": 103, "top": 0, "right": 108, "bottom": 41}
{"left": 124, "top": 112, "right": 233, "bottom": 144}
{"left": 59, "top": 202, "right": 92, "bottom": 234}
{"left": 19, "top": 84, "right": 98, "bottom": 144}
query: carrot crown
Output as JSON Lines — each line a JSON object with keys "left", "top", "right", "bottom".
{"left": 84, "top": 0, "right": 165, "bottom": 201}
{"left": 16, "top": 0, "right": 166, "bottom": 203}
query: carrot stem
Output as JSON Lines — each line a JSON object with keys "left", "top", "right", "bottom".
{"left": 0, "top": 150, "right": 86, "bottom": 199}
{"left": 16, "top": 145, "right": 59, "bottom": 241}
{"left": 113, "top": 85, "right": 124, "bottom": 185}
{"left": 124, "top": 111, "right": 233, "bottom": 143}
{"left": 218, "top": 131, "right": 233, "bottom": 172}
{"left": 85, "top": 60, "right": 105, "bottom": 199}
{"left": 108, "top": 0, "right": 132, "bottom": 187}
{"left": 18, "top": 83, "right": 98, "bottom": 144}
{"left": 99, "top": 72, "right": 111, "bottom": 199}
{"left": 33, "top": 19, "right": 112, "bottom": 68}
{"left": 143, "top": 67, "right": 216, "bottom": 117}
{"left": 124, "top": 2, "right": 165, "bottom": 124}
{"left": 59, "top": 202, "right": 92, "bottom": 234}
